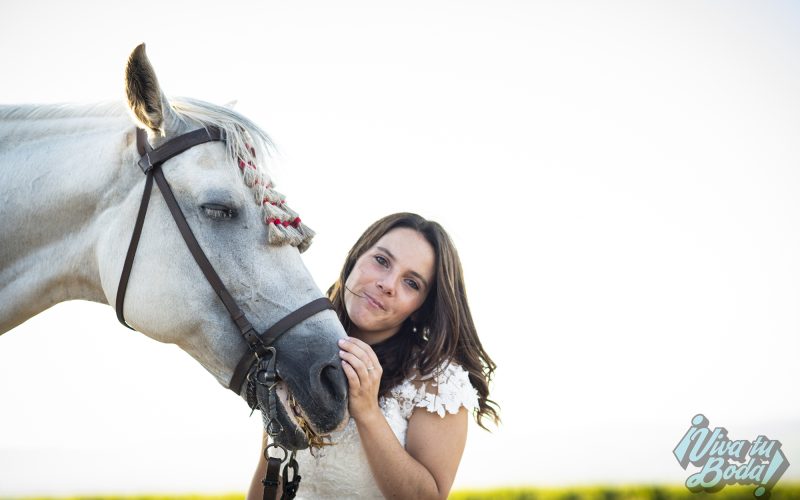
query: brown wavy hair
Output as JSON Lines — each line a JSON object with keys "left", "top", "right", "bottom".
{"left": 327, "top": 213, "right": 499, "bottom": 430}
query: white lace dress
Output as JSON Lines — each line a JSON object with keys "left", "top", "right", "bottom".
{"left": 291, "top": 361, "right": 479, "bottom": 499}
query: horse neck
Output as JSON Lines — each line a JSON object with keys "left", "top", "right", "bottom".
{"left": 0, "top": 103, "right": 138, "bottom": 332}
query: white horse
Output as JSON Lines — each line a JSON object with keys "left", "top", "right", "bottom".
{"left": 0, "top": 44, "right": 348, "bottom": 449}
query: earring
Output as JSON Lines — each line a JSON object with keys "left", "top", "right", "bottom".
{"left": 412, "top": 325, "right": 418, "bottom": 333}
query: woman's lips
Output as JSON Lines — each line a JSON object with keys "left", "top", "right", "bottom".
{"left": 363, "top": 292, "right": 385, "bottom": 310}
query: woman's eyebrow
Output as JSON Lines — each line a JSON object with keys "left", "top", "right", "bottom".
{"left": 376, "top": 246, "right": 396, "bottom": 261}
{"left": 376, "top": 246, "right": 429, "bottom": 289}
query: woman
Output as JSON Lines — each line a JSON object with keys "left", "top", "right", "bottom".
{"left": 248, "top": 212, "right": 499, "bottom": 499}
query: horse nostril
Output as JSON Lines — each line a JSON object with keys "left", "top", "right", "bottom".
{"left": 320, "top": 363, "right": 347, "bottom": 402}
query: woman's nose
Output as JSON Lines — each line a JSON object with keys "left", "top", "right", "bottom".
{"left": 376, "top": 277, "right": 395, "bottom": 295}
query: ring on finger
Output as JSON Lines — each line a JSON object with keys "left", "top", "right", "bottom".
{"left": 367, "top": 365, "right": 375, "bottom": 371}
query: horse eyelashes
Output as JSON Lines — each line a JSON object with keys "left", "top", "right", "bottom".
{"left": 202, "top": 204, "right": 238, "bottom": 220}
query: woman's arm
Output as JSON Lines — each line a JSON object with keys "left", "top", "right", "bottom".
{"left": 357, "top": 405, "right": 468, "bottom": 499}
{"left": 246, "top": 430, "right": 283, "bottom": 500}
{"left": 340, "top": 337, "right": 469, "bottom": 500}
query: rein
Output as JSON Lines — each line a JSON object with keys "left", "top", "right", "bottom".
{"left": 116, "top": 126, "right": 328, "bottom": 499}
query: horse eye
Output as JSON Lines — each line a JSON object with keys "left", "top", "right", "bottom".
{"left": 202, "top": 204, "right": 238, "bottom": 220}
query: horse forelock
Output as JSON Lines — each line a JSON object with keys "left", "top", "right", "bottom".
{"left": 168, "top": 97, "right": 315, "bottom": 252}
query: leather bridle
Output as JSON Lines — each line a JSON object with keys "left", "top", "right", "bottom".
{"left": 116, "top": 126, "right": 330, "bottom": 499}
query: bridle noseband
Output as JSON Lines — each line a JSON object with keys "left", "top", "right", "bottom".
{"left": 116, "top": 126, "right": 329, "bottom": 499}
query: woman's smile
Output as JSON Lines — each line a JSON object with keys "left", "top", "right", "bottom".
{"left": 362, "top": 291, "right": 385, "bottom": 311}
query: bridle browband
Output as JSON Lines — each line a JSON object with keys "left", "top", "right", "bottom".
{"left": 116, "top": 126, "right": 330, "bottom": 499}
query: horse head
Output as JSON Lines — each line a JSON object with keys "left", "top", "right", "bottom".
{"left": 94, "top": 44, "right": 348, "bottom": 449}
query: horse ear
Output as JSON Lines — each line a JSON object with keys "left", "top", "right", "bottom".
{"left": 125, "top": 43, "right": 177, "bottom": 136}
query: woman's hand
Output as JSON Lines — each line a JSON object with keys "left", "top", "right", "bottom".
{"left": 338, "top": 336, "right": 383, "bottom": 421}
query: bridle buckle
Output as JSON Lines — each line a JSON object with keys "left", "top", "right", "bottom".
{"left": 137, "top": 155, "right": 155, "bottom": 173}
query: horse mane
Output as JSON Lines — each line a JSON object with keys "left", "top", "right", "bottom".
{"left": 168, "top": 97, "right": 315, "bottom": 252}
{"left": 0, "top": 101, "right": 125, "bottom": 120}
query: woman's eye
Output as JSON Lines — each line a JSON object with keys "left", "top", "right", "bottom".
{"left": 374, "top": 255, "right": 389, "bottom": 267}
{"left": 405, "top": 279, "right": 420, "bottom": 291}
{"left": 202, "top": 204, "right": 237, "bottom": 220}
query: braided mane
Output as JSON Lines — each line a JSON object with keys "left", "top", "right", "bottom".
{"left": 169, "top": 97, "right": 314, "bottom": 251}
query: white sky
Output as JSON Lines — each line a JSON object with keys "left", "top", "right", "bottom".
{"left": 1, "top": 0, "right": 799, "bottom": 495}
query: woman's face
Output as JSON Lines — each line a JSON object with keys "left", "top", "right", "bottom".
{"left": 344, "top": 227, "right": 435, "bottom": 344}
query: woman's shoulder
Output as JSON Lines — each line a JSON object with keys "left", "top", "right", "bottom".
{"left": 387, "top": 359, "right": 479, "bottom": 417}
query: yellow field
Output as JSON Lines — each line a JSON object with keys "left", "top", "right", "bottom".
{"left": 450, "top": 483, "right": 800, "bottom": 499}
{"left": 8, "top": 484, "right": 800, "bottom": 500}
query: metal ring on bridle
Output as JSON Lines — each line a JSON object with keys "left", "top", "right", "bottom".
{"left": 264, "top": 442, "right": 288, "bottom": 463}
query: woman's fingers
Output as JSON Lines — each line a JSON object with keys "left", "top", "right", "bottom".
{"left": 338, "top": 339, "right": 373, "bottom": 371}
{"left": 339, "top": 337, "right": 384, "bottom": 420}
{"left": 341, "top": 359, "right": 360, "bottom": 389}
{"left": 344, "top": 337, "right": 380, "bottom": 367}
{"left": 339, "top": 337, "right": 381, "bottom": 375}
{"left": 339, "top": 337, "right": 382, "bottom": 400}
{"left": 339, "top": 348, "right": 373, "bottom": 380}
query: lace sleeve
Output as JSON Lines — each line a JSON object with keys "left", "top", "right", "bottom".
{"left": 389, "top": 361, "right": 480, "bottom": 419}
